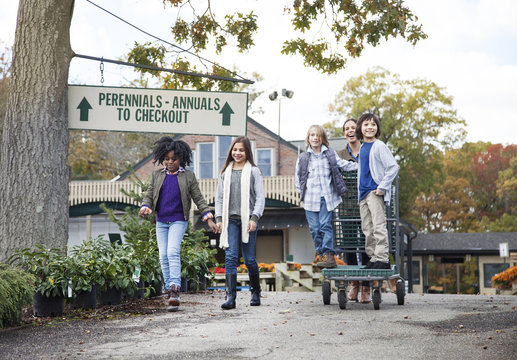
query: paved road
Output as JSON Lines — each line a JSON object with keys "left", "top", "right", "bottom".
{"left": 1, "top": 291, "right": 516, "bottom": 359}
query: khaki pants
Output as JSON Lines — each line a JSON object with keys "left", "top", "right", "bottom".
{"left": 359, "top": 191, "right": 389, "bottom": 263}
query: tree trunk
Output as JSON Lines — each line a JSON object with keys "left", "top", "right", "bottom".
{"left": 0, "top": 0, "right": 75, "bottom": 262}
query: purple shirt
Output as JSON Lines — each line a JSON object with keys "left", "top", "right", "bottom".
{"left": 156, "top": 173, "right": 184, "bottom": 222}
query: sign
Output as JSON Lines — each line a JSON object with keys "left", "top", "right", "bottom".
{"left": 68, "top": 85, "right": 248, "bottom": 136}
{"left": 499, "top": 242, "right": 509, "bottom": 258}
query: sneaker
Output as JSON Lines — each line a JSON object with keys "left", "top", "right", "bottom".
{"left": 372, "top": 261, "right": 390, "bottom": 269}
{"left": 316, "top": 253, "right": 337, "bottom": 269}
{"left": 168, "top": 284, "right": 180, "bottom": 312}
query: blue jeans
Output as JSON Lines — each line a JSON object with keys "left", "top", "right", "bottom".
{"left": 225, "top": 218, "right": 259, "bottom": 275}
{"left": 156, "top": 220, "right": 188, "bottom": 290}
{"left": 305, "top": 197, "right": 335, "bottom": 256}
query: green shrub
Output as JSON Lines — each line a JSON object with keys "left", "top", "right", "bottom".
{"left": 0, "top": 263, "right": 35, "bottom": 328}
{"left": 8, "top": 245, "right": 69, "bottom": 298}
{"left": 181, "top": 222, "right": 218, "bottom": 292}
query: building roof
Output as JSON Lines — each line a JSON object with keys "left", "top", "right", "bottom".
{"left": 411, "top": 232, "right": 517, "bottom": 255}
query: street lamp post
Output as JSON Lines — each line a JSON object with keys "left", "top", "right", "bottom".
{"left": 269, "top": 88, "right": 293, "bottom": 175}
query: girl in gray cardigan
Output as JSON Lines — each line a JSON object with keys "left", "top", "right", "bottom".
{"left": 356, "top": 113, "right": 399, "bottom": 270}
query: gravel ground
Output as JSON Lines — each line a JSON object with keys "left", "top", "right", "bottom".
{"left": 1, "top": 291, "right": 516, "bottom": 360}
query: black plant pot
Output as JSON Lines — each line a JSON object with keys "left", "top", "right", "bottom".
{"left": 33, "top": 292, "right": 64, "bottom": 317}
{"left": 125, "top": 280, "right": 145, "bottom": 300}
{"left": 97, "top": 286, "right": 123, "bottom": 306}
{"left": 71, "top": 285, "right": 97, "bottom": 309}
{"left": 148, "top": 281, "right": 163, "bottom": 298}
{"left": 181, "top": 276, "right": 207, "bottom": 292}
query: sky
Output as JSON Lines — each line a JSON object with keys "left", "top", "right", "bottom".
{"left": 1, "top": 0, "right": 516, "bottom": 144}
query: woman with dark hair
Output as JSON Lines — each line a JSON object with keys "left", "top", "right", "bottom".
{"left": 338, "top": 118, "right": 371, "bottom": 303}
{"left": 214, "top": 136, "right": 265, "bottom": 310}
{"left": 139, "top": 136, "right": 217, "bottom": 312}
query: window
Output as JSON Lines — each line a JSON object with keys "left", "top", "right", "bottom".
{"left": 217, "top": 136, "right": 233, "bottom": 172}
{"left": 257, "top": 148, "right": 273, "bottom": 176}
{"left": 197, "top": 143, "right": 213, "bottom": 179}
{"left": 195, "top": 137, "right": 233, "bottom": 178}
{"left": 483, "top": 263, "right": 510, "bottom": 288}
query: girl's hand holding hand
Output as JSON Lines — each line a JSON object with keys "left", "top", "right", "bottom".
{"left": 207, "top": 219, "right": 218, "bottom": 233}
{"left": 247, "top": 220, "right": 257, "bottom": 232}
{"left": 213, "top": 222, "right": 222, "bottom": 234}
{"left": 139, "top": 207, "right": 151, "bottom": 217}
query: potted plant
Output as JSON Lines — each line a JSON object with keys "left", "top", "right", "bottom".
{"left": 492, "top": 265, "right": 517, "bottom": 294}
{"left": 95, "top": 239, "right": 138, "bottom": 305}
{"left": 122, "top": 229, "right": 163, "bottom": 299}
{"left": 100, "top": 176, "right": 163, "bottom": 298}
{"left": 8, "top": 245, "right": 69, "bottom": 317}
{"left": 180, "top": 222, "right": 218, "bottom": 292}
{"left": 67, "top": 236, "right": 108, "bottom": 309}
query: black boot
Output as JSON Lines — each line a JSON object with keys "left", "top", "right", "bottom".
{"left": 221, "top": 274, "right": 237, "bottom": 310}
{"left": 249, "top": 272, "right": 261, "bottom": 306}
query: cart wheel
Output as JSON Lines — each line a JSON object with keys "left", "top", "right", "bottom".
{"left": 396, "top": 280, "right": 405, "bottom": 305}
{"left": 372, "top": 289, "right": 381, "bottom": 310}
{"left": 338, "top": 289, "right": 347, "bottom": 309}
{"left": 322, "top": 281, "right": 331, "bottom": 305}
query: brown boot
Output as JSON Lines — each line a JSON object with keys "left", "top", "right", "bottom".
{"left": 168, "top": 284, "right": 180, "bottom": 312}
{"left": 348, "top": 281, "right": 359, "bottom": 302}
{"left": 316, "top": 253, "right": 337, "bottom": 269}
{"left": 389, "top": 279, "right": 397, "bottom": 293}
{"left": 360, "top": 285, "right": 371, "bottom": 303}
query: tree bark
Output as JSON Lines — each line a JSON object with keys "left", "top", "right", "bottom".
{"left": 0, "top": 0, "right": 75, "bottom": 262}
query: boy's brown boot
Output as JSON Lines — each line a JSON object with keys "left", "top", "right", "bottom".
{"left": 360, "top": 285, "right": 371, "bottom": 303}
{"left": 348, "top": 281, "right": 360, "bottom": 302}
{"left": 167, "top": 284, "right": 180, "bottom": 312}
{"left": 316, "top": 253, "right": 337, "bottom": 269}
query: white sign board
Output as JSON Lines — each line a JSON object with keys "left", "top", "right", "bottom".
{"left": 68, "top": 85, "right": 248, "bottom": 136}
{"left": 499, "top": 242, "right": 509, "bottom": 257}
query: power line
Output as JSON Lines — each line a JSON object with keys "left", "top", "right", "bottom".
{"left": 74, "top": 53, "right": 254, "bottom": 84}
{"left": 83, "top": 0, "right": 251, "bottom": 83}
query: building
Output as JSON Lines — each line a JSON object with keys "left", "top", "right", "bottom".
{"left": 405, "top": 232, "right": 517, "bottom": 295}
{"left": 69, "top": 116, "right": 316, "bottom": 264}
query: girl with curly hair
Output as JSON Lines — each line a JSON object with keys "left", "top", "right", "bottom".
{"left": 139, "top": 136, "right": 217, "bottom": 312}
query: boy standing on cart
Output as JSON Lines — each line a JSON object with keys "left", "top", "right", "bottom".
{"left": 356, "top": 113, "right": 399, "bottom": 270}
{"left": 295, "top": 125, "right": 358, "bottom": 269}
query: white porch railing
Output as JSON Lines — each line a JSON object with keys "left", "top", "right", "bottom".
{"left": 69, "top": 180, "right": 142, "bottom": 206}
{"left": 69, "top": 176, "right": 301, "bottom": 207}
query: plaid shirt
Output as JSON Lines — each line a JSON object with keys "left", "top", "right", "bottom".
{"left": 295, "top": 145, "right": 357, "bottom": 212}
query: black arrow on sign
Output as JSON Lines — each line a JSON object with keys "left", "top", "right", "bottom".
{"left": 219, "top": 102, "right": 234, "bottom": 126}
{"left": 77, "top": 97, "right": 92, "bottom": 121}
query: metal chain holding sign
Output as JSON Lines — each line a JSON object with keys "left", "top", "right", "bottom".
{"left": 100, "top": 58, "right": 104, "bottom": 86}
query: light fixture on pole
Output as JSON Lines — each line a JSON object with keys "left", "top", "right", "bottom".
{"left": 269, "top": 88, "right": 294, "bottom": 175}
